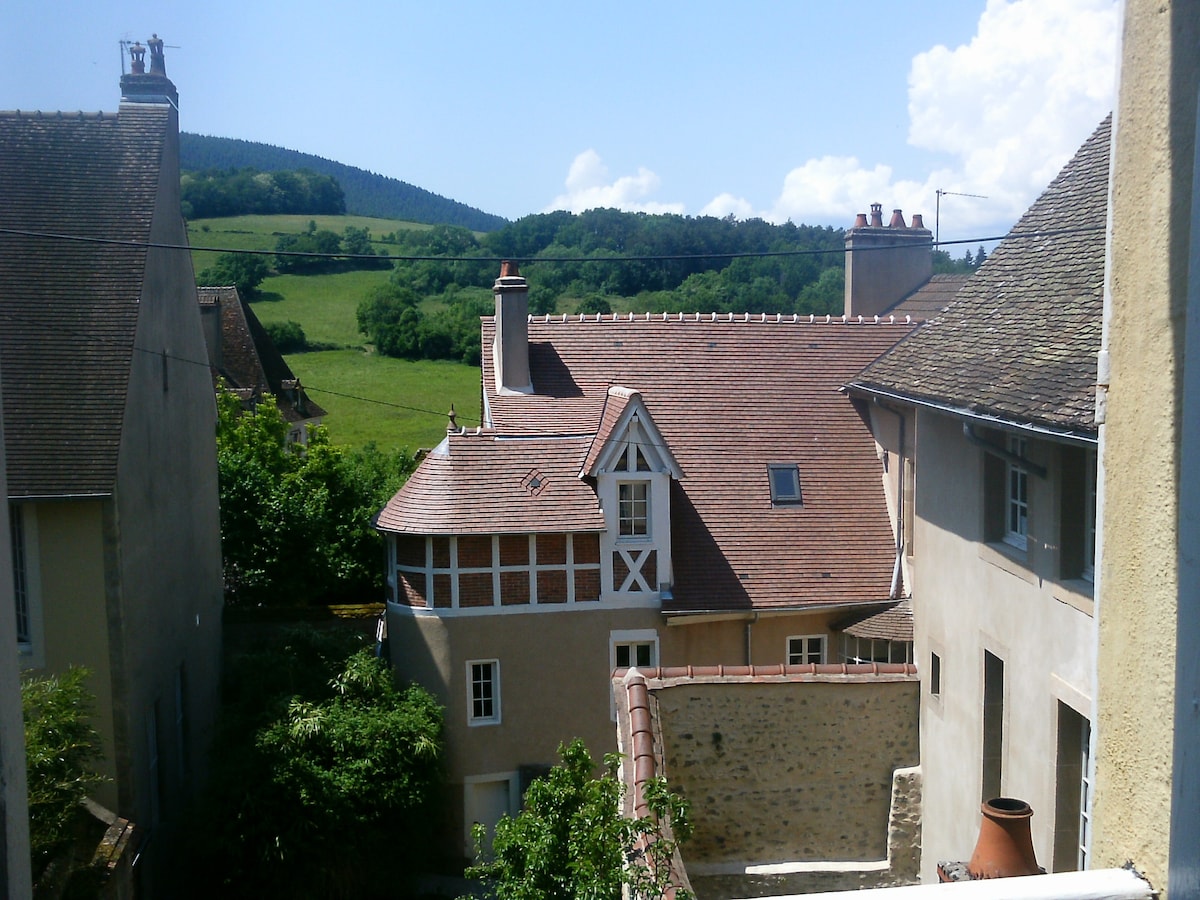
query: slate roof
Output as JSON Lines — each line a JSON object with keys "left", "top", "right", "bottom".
{"left": 848, "top": 116, "right": 1111, "bottom": 437}
{"left": 198, "top": 285, "right": 326, "bottom": 424}
{"left": 379, "top": 313, "right": 916, "bottom": 612}
{"left": 889, "top": 273, "right": 971, "bottom": 320}
{"left": 0, "top": 105, "right": 171, "bottom": 497}
{"left": 834, "top": 599, "right": 914, "bottom": 642}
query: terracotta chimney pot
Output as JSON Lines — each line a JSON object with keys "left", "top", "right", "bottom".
{"left": 854, "top": 213, "right": 870, "bottom": 228}
{"left": 889, "top": 209, "right": 906, "bottom": 228}
{"left": 869, "top": 203, "right": 884, "bottom": 227}
{"left": 911, "top": 214, "right": 925, "bottom": 230}
{"left": 500, "top": 259, "right": 520, "bottom": 278}
{"left": 967, "top": 798, "right": 1041, "bottom": 879}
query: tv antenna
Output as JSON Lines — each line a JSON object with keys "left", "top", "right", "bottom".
{"left": 935, "top": 189, "right": 988, "bottom": 247}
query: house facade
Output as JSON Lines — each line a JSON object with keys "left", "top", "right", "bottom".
{"left": 0, "top": 42, "right": 223, "bottom": 891}
{"left": 847, "top": 119, "right": 1110, "bottom": 879}
{"left": 377, "top": 264, "right": 917, "bottom": 856}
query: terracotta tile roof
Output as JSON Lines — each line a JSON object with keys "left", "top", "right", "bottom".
{"left": 375, "top": 431, "right": 606, "bottom": 534}
{"left": 198, "top": 285, "right": 326, "bottom": 423}
{"left": 849, "top": 117, "right": 1110, "bottom": 437}
{"left": 382, "top": 314, "right": 915, "bottom": 612}
{"left": 0, "top": 106, "right": 170, "bottom": 497}
{"left": 833, "top": 599, "right": 914, "bottom": 642}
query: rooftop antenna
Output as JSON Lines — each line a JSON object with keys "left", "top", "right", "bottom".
{"left": 935, "top": 189, "right": 989, "bottom": 247}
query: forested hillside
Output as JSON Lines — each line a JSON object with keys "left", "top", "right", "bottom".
{"left": 180, "top": 133, "right": 507, "bottom": 231}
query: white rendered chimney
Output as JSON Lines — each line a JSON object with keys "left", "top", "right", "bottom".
{"left": 493, "top": 261, "right": 533, "bottom": 395}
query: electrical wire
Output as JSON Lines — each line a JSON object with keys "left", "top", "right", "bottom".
{"left": 0, "top": 223, "right": 1104, "bottom": 263}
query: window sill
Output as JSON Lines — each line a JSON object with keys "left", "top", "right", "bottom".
{"left": 978, "top": 542, "right": 1036, "bottom": 584}
{"left": 1053, "top": 579, "right": 1095, "bottom": 616}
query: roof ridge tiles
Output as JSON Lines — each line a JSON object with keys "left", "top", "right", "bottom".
{"left": 521, "top": 312, "right": 910, "bottom": 326}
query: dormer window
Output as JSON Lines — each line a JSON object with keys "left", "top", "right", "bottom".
{"left": 769, "top": 464, "right": 803, "bottom": 505}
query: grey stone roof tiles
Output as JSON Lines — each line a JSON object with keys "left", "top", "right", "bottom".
{"left": 198, "top": 285, "right": 326, "bottom": 423}
{"left": 850, "top": 116, "right": 1111, "bottom": 436}
{"left": 0, "top": 106, "right": 172, "bottom": 497}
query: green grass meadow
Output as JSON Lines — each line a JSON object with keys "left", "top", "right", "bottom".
{"left": 287, "top": 351, "right": 481, "bottom": 452}
{"left": 187, "top": 214, "right": 479, "bottom": 450}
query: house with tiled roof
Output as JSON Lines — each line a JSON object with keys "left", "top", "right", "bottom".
{"left": 0, "top": 40, "right": 223, "bottom": 892}
{"left": 377, "top": 261, "right": 920, "bottom": 857}
{"left": 846, "top": 116, "right": 1110, "bottom": 880}
{"left": 197, "top": 284, "right": 325, "bottom": 441}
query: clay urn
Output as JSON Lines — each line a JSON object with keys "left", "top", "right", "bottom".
{"left": 967, "top": 798, "right": 1041, "bottom": 879}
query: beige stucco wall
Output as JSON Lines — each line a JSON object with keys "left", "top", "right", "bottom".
{"left": 662, "top": 610, "right": 851, "bottom": 669}
{"left": 656, "top": 679, "right": 919, "bottom": 867}
{"left": 33, "top": 501, "right": 120, "bottom": 812}
{"left": 911, "top": 411, "right": 1094, "bottom": 881}
{"left": 1093, "top": 2, "right": 1200, "bottom": 891}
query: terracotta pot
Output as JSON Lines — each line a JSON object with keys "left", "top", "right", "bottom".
{"left": 967, "top": 797, "right": 1041, "bottom": 879}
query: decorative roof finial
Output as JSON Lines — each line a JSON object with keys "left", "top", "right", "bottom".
{"left": 447, "top": 403, "right": 458, "bottom": 433}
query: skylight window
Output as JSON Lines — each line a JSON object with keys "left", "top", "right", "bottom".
{"left": 769, "top": 464, "right": 803, "bottom": 505}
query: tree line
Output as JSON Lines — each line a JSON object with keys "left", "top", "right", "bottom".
{"left": 180, "top": 133, "right": 508, "bottom": 230}
{"left": 181, "top": 167, "right": 346, "bottom": 219}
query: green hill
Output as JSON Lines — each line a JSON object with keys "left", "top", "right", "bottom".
{"left": 180, "top": 133, "right": 508, "bottom": 232}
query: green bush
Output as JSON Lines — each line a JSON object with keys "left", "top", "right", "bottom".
{"left": 22, "top": 668, "right": 105, "bottom": 881}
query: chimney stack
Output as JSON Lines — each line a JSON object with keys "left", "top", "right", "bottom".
{"left": 120, "top": 33, "right": 178, "bottom": 107}
{"left": 844, "top": 202, "right": 933, "bottom": 318}
{"left": 493, "top": 261, "right": 533, "bottom": 395}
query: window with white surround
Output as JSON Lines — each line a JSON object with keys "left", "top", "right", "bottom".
{"left": 467, "top": 659, "right": 501, "bottom": 725}
{"left": 10, "top": 503, "right": 44, "bottom": 667}
{"left": 611, "top": 629, "right": 659, "bottom": 671}
{"left": 1005, "top": 436, "right": 1029, "bottom": 550}
{"left": 768, "top": 464, "right": 803, "bottom": 505}
{"left": 930, "top": 652, "right": 942, "bottom": 696}
{"left": 787, "top": 634, "right": 826, "bottom": 665}
{"left": 618, "top": 481, "right": 649, "bottom": 538}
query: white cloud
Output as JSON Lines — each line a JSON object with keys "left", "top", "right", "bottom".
{"left": 699, "top": 193, "right": 755, "bottom": 220}
{"left": 765, "top": 0, "right": 1118, "bottom": 238}
{"left": 547, "top": 149, "right": 686, "bottom": 215}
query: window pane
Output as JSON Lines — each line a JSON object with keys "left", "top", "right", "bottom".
{"left": 616, "top": 645, "right": 631, "bottom": 668}
{"left": 635, "top": 644, "right": 652, "bottom": 667}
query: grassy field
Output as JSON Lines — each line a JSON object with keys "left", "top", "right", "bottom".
{"left": 187, "top": 214, "right": 429, "bottom": 272}
{"left": 253, "top": 270, "right": 392, "bottom": 348}
{"left": 287, "top": 350, "right": 481, "bottom": 452}
{"left": 187, "top": 213, "right": 480, "bottom": 449}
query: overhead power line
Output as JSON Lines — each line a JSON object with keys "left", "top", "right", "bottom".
{"left": 0, "top": 224, "right": 1105, "bottom": 263}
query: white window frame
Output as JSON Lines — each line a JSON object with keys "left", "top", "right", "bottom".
{"left": 786, "top": 634, "right": 827, "bottom": 665}
{"left": 610, "top": 629, "right": 659, "bottom": 672}
{"left": 10, "top": 503, "right": 44, "bottom": 668}
{"left": 1005, "top": 436, "right": 1029, "bottom": 551}
{"left": 768, "top": 463, "right": 803, "bottom": 505}
{"left": 617, "top": 480, "right": 650, "bottom": 539}
{"left": 467, "top": 659, "right": 501, "bottom": 726}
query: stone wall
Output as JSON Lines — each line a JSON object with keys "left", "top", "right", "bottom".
{"left": 652, "top": 675, "right": 920, "bottom": 896}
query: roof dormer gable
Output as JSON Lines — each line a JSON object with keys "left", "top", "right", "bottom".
{"left": 583, "top": 386, "right": 682, "bottom": 479}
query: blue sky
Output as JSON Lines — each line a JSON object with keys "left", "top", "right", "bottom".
{"left": 2, "top": 1, "right": 1118, "bottom": 245}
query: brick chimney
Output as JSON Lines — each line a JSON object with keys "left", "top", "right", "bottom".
{"left": 493, "top": 261, "right": 533, "bottom": 395}
{"left": 844, "top": 203, "right": 933, "bottom": 318}
{"left": 120, "top": 34, "right": 178, "bottom": 108}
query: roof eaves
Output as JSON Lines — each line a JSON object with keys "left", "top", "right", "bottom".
{"left": 844, "top": 381, "right": 1099, "bottom": 446}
